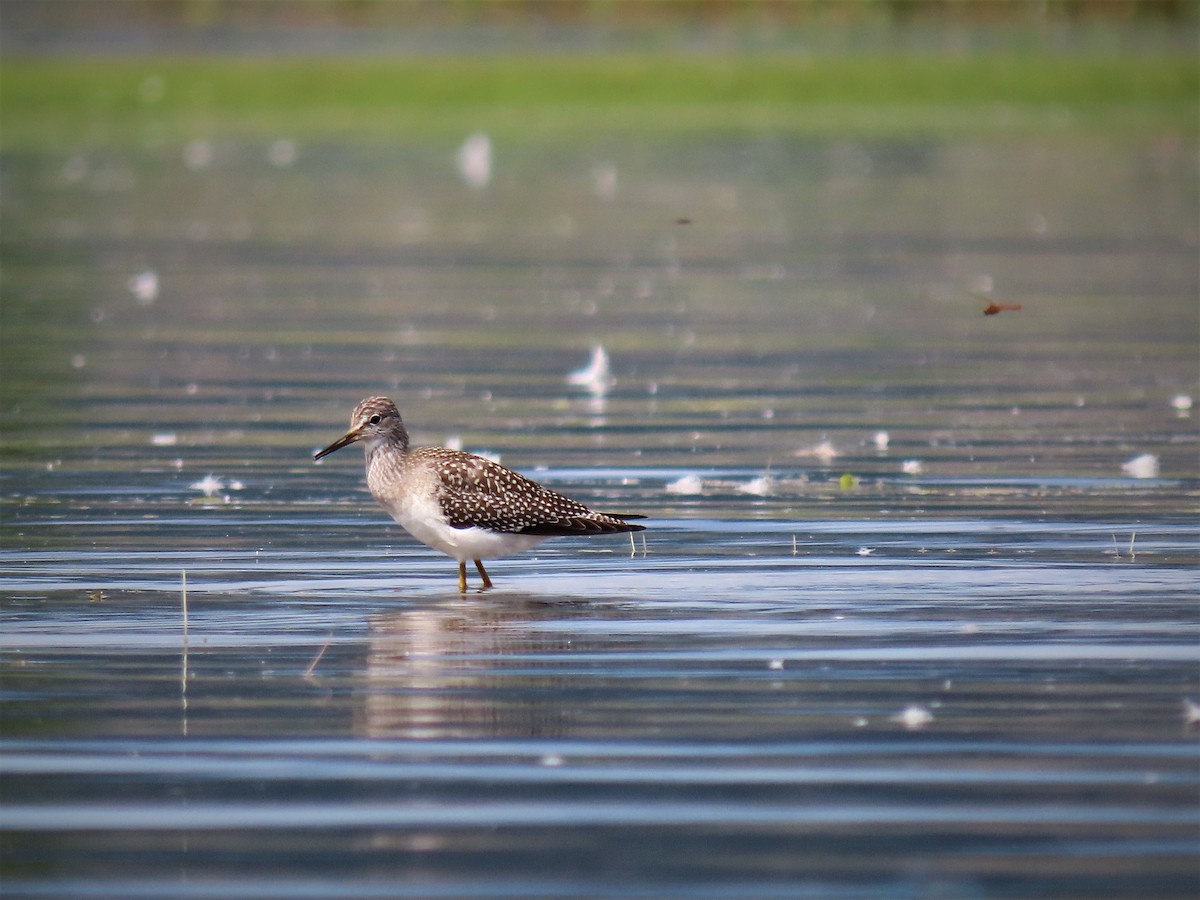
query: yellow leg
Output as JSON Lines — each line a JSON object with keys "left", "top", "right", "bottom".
{"left": 457, "top": 561, "right": 467, "bottom": 593}
{"left": 474, "top": 559, "right": 493, "bottom": 590}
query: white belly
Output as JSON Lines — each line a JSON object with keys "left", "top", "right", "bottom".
{"left": 378, "top": 487, "right": 547, "bottom": 562}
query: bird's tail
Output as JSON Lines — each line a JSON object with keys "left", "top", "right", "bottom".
{"left": 602, "top": 513, "right": 647, "bottom": 532}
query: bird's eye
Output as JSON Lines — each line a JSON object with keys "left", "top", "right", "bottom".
{"left": 369, "top": 414, "right": 381, "bottom": 425}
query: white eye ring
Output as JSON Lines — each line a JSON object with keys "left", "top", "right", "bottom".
{"left": 369, "top": 414, "right": 381, "bottom": 425}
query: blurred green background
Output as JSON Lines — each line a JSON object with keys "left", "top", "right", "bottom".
{"left": 2, "top": 0, "right": 1196, "bottom": 149}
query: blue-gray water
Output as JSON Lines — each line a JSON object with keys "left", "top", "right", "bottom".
{"left": 2, "top": 85, "right": 1198, "bottom": 898}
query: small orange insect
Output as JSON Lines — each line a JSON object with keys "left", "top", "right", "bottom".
{"left": 983, "top": 302, "right": 1023, "bottom": 316}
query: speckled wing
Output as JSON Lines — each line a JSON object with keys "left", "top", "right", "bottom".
{"left": 420, "top": 448, "right": 645, "bottom": 536}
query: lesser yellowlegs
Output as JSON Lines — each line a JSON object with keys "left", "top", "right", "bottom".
{"left": 314, "top": 397, "right": 646, "bottom": 591}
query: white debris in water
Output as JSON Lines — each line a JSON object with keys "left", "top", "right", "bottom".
{"left": 538, "top": 753, "right": 565, "bottom": 767}
{"left": 267, "top": 138, "right": 298, "bottom": 167}
{"left": 456, "top": 133, "right": 492, "bottom": 189}
{"left": 566, "top": 345, "right": 613, "bottom": 395}
{"left": 794, "top": 438, "right": 839, "bottom": 462}
{"left": 1170, "top": 394, "right": 1193, "bottom": 415}
{"left": 190, "top": 475, "right": 224, "bottom": 496}
{"left": 739, "top": 474, "right": 774, "bottom": 496}
{"left": 590, "top": 162, "right": 617, "bottom": 200}
{"left": 872, "top": 430, "right": 890, "bottom": 451}
{"left": 151, "top": 433, "right": 178, "bottom": 447}
{"left": 444, "top": 435, "right": 464, "bottom": 451}
{"left": 1183, "top": 699, "right": 1200, "bottom": 727}
{"left": 128, "top": 270, "right": 159, "bottom": 304}
{"left": 1121, "top": 453, "right": 1159, "bottom": 479}
{"left": 855, "top": 547, "right": 876, "bottom": 556}
{"left": 665, "top": 474, "right": 704, "bottom": 495}
{"left": 894, "top": 704, "right": 934, "bottom": 731}
{"left": 901, "top": 459, "right": 924, "bottom": 475}
{"left": 70, "top": 354, "right": 87, "bottom": 369}
{"left": 768, "top": 658, "right": 785, "bottom": 671}
{"left": 183, "top": 139, "right": 214, "bottom": 170}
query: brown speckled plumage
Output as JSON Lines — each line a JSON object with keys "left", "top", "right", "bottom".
{"left": 314, "top": 396, "right": 645, "bottom": 591}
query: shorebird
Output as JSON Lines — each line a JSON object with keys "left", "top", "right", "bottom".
{"left": 314, "top": 397, "right": 646, "bottom": 592}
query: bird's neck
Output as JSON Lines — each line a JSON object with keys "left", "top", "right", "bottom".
{"left": 362, "top": 429, "right": 410, "bottom": 470}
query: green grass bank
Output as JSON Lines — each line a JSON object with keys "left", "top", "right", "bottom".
{"left": 2, "top": 52, "right": 1195, "bottom": 150}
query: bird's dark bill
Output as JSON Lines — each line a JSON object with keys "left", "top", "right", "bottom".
{"left": 314, "top": 430, "right": 359, "bottom": 460}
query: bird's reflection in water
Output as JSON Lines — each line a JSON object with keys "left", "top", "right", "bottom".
{"left": 357, "top": 595, "right": 583, "bottom": 740}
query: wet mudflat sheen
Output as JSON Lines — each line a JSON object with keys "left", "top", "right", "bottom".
{"left": 2, "top": 52, "right": 1199, "bottom": 900}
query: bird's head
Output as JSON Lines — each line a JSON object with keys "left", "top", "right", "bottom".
{"left": 314, "top": 396, "right": 406, "bottom": 460}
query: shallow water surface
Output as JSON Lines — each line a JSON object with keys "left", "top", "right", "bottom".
{"left": 2, "top": 82, "right": 1198, "bottom": 899}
